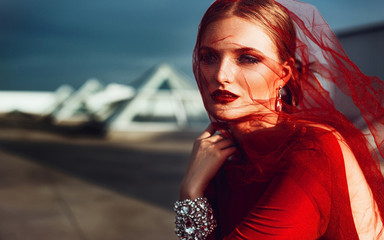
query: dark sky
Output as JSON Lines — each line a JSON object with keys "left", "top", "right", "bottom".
{"left": 1, "top": 0, "right": 384, "bottom": 91}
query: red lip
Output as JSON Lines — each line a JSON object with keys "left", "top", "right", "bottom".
{"left": 211, "top": 89, "right": 239, "bottom": 103}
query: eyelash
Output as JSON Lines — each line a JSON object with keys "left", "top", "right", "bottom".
{"left": 237, "top": 54, "right": 261, "bottom": 64}
{"left": 199, "top": 52, "right": 261, "bottom": 65}
{"left": 199, "top": 52, "right": 217, "bottom": 64}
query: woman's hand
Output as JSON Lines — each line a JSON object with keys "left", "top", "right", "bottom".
{"left": 180, "top": 124, "right": 237, "bottom": 200}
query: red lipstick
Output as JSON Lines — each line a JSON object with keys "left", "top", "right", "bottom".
{"left": 211, "top": 89, "right": 239, "bottom": 103}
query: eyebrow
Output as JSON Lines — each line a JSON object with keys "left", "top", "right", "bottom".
{"left": 234, "top": 47, "right": 264, "bottom": 55}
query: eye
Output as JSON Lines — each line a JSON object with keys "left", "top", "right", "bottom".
{"left": 199, "top": 51, "right": 218, "bottom": 64}
{"left": 238, "top": 54, "right": 261, "bottom": 64}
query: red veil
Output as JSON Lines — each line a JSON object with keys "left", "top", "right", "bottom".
{"left": 274, "top": 0, "right": 384, "bottom": 219}
{"left": 192, "top": 0, "right": 384, "bottom": 238}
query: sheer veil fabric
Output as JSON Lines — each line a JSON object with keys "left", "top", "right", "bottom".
{"left": 272, "top": 1, "right": 384, "bottom": 235}
{"left": 192, "top": 0, "right": 384, "bottom": 238}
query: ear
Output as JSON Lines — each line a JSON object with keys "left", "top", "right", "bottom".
{"left": 280, "top": 58, "right": 294, "bottom": 86}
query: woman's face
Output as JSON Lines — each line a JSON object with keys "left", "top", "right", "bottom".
{"left": 198, "top": 16, "right": 287, "bottom": 121}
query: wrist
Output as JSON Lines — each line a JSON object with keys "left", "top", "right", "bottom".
{"left": 180, "top": 189, "right": 203, "bottom": 200}
{"left": 179, "top": 184, "right": 204, "bottom": 200}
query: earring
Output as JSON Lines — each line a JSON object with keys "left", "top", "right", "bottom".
{"left": 276, "top": 85, "right": 283, "bottom": 112}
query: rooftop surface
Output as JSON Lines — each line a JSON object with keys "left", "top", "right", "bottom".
{"left": 0, "top": 128, "right": 198, "bottom": 240}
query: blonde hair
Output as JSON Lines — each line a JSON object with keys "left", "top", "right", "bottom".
{"left": 194, "top": 0, "right": 302, "bottom": 108}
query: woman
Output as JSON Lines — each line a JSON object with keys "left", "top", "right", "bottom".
{"left": 174, "top": 0, "right": 384, "bottom": 239}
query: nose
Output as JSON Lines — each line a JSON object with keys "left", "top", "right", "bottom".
{"left": 216, "top": 58, "right": 234, "bottom": 84}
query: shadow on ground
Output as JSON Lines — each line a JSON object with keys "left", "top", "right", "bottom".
{"left": 0, "top": 136, "right": 190, "bottom": 210}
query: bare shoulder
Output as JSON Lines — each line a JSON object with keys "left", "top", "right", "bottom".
{"left": 304, "top": 122, "right": 355, "bottom": 161}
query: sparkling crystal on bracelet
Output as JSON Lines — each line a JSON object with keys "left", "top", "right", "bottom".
{"left": 174, "top": 197, "right": 217, "bottom": 240}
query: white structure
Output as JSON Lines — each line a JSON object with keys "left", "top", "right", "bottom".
{"left": 107, "top": 63, "right": 208, "bottom": 132}
{"left": 85, "top": 83, "right": 135, "bottom": 121}
{"left": 0, "top": 63, "right": 208, "bottom": 133}
{"left": 52, "top": 78, "right": 105, "bottom": 124}
{"left": 0, "top": 85, "right": 73, "bottom": 116}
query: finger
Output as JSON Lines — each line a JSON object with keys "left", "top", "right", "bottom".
{"left": 204, "top": 132, "right": 232, "bottom": 143}
{"left": 221, "top": 146, "right": 237, "bottom": 159}
{"left": 206, "top": 133, "right": 225, "bottom": 142}
{"left": 198, "top": 123, "right": 216, "bottom": 139}
{"left": 216, "top": 138, "right": 236, "bottom": 150}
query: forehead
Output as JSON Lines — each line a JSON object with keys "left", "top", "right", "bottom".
{"left": 201, "top": 16, "right": 279, "bottom": 60}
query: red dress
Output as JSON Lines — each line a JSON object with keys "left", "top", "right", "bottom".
{"left": 192, "top": 1, "right": 384, "bottom": 239}
{"left": 206, "top": 124, "right": 383, "bottom": 239}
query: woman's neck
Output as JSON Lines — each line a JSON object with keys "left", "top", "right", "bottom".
{"left": 227, "top": 112, "right": 280, "bottom": 141}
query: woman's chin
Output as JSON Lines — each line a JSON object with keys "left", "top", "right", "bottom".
{"left": 209, "top": 105, "right": 274, "bottom": 121}
{"left": 209, "top": 109, "right": 246, "bottom": 122}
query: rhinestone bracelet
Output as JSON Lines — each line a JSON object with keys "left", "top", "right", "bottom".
{"left": 174, "top": 197, "right": 217, "bottom": 240}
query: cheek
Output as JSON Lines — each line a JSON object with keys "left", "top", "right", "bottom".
{"left": 197, "top": 72, "right": 214, "bottom": 102}
{"left": 242, "top": 69, "right": 278, "bottom": 100}
{"left": 198, "top": 65, "right": 216, "bottom": 88}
